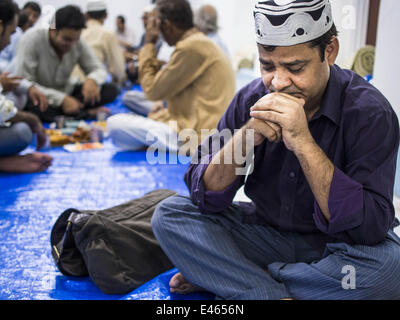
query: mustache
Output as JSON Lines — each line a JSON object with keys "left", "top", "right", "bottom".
{"left": 268, "top": 87, "right": 304, "bottom": 97}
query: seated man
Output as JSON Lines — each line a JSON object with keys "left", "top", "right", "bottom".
{"left": 0, "top": 1, "right": 47, "bottom": 111}
{"left": 152, "top": 0, "right": 400, "bottom": 300}
{"left": 72, "top": 1, "right": 126, "bottom": 86}
{"left": 124, "top": 5, "right": 164, "bottom": 86}
{"left": 107, "top": 0, "right": 236, "bottom": 153}
{"left": 115, "top": 15, "right": 136, "bottom": 52}
{"left": 0, "top": 1, "right": 42, "bottom": 71}
{"left": 0, "top": 0, "right": 52, "bottom": 173}
{"left": 14, "top": 5, "right": 119, "bottom": 123}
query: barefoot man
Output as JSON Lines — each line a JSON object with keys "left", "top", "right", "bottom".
{"left": 0, "top": 0, "right": 52, "bottom": 173}
{"left": 152, "top": 0, "right": 400, "bottom": 300}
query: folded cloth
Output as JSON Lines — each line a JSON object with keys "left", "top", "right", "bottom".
{"left": 350, "top": 45, "right": 375, "bottom": 78}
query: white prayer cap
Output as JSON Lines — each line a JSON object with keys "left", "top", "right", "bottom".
{"left": 143, "top": 5, "right": 156, "bottom": 13}
{"left": 87, "top": 0, "right": 107, "bottom": 12}
{"left": 254, "top": 0, "right": 334, "bottom": 46}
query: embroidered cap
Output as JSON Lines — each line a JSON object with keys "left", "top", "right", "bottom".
{"left": 254, "top": 0, "right": 333, "bottom": 46}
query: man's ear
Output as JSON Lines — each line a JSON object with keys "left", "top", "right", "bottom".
{"left": 0, "top": 20, "right": 3, "bottom": 35}
{"left": 325, "top": 37, "right": 339, "bottom": 66}
{"left": 49, "top": 28, "right": 57, "bottom": 38}
{"left": 162, "top": 19, "right": 172, "bottom": 31}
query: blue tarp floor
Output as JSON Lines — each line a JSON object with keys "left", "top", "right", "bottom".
{"left": 0, "top": 87, "right": 214, "bottom": 300}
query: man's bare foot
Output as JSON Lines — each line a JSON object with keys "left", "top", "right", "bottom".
{"left": 169, "top": 272, "right": 207, "bottom": 295}
{"left": 0, "top": 153, "right": 53, "bottom": 173}
{"left": 87, "top": 106, "right": 111, "bottom": 119}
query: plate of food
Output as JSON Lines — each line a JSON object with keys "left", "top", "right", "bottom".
{"left": 63, "top": 142, "right": 104, "bottom": 153}
{"left": 45, "top": 129, "right": 75, "bottom": 147}
{"left": 72, "top": 127, "right": 91, "bottom": 143}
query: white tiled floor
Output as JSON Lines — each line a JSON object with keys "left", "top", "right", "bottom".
{"left": 233, "top": 188, "right": 400, "bottom": 237}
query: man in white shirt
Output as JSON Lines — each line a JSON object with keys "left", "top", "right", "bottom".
{"left": 73, "top": 1, "right": 126, "bottom": 85}
{"left": 116, "top": 15, "right": 136, "bottom": 51}
{"left": 15, "top": 5, "right": 119, "bottom": 122}
{"left": 0, "top": 0, "right": 52, "bottom": 173}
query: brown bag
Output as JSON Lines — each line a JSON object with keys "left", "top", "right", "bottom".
{"left": 50, "top": 189, "right": 176, "bottom": 295}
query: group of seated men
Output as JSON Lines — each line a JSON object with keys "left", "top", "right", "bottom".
{"left": 0, "top": 0, "right": 235, "bottom": 173}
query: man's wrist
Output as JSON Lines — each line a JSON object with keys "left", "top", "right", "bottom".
{"left": 14, "top": 111, "right": 39, "bottom": 130}
{"left": 145, "top": 34, "right": 158, "bottom": 45}
{"left": 84, "top": 78, "right": 98, "bottom": 86}
{"left": 145, "top": 36, "right": 157, "bottom": 46}
{"left": 292, "top": 133, "right": 316, "bottom": 156}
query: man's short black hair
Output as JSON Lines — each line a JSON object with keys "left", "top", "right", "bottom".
{"left": 117, "top": 15, "right": 125, "bottom": 24}
{"left": 55, "top": 5, "right": 86, "bottom": 30}
{"left": 156, "top": 0, "right": 194, "bottom": 31}
{"left": 18, "top": 11, "right": 29, "bottom": 28}
{"left": 23, "top": 1, "right": 41, "bottom": 15}
{"left": 87, "top": 10, "right": 107, "bottom": 21}
{"left": 261, "top": 24, "right": 338, "bottom": 62}
{"left": 0, "top": 0, "right": 19, "bottom": 27}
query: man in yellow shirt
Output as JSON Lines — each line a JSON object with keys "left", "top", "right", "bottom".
{"left": 107, "top": 0, "right": 235, "bottom": 153}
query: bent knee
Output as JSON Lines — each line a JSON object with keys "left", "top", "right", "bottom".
{"left": 151, "top": 196, "right": 194, "bottom": 234}
{"left": 107, "top": 114, "right": 143, "bottom": 133}
{"left": 368, "top": 246, "right": 400, "bottom": 299}
{"left": 151, "top": 196, "right": 180, "bottom": 231}
{"left": 14, "top": 122, "right": 33, "bottom": 148}
{"left": 107, "top": 115, "right": 144, "bottom": 150}
{"left": 122, "top": 91, "right": 144, "bottom": 104}
{"left": 106, "top": 114, "right": 125, "bottom": 133}
{"left": 344, "top": 237, "right": 400, "bottom": 298}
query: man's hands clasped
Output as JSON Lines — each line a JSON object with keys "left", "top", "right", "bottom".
{"left": 248, "top": 93, "right": 314, "bottom": 152}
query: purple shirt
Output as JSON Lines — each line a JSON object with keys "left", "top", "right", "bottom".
{"left": 185, "top": 65, "right": 400, "bottom": 251}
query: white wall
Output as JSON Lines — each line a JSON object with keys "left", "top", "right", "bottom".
{"left": 14, "top": 0, "right": 369, "bottom": 68}
{"left": 331, "top": 0, "right": 369, "bottom": 67}
{"left": 373, "top": 0, "right": 400, "bottom": 116}
{"left": 190, "top": 0, "right": 256, "bottom": 63}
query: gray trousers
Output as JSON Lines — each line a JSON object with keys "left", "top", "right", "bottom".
{"left": 0, "top": 122, "right": 33, "bottom": 156}
{"left": 152, "top": 195, "right": 400, "bottom": 300}
{"left": 107, "top": 113, "right": 179, "bottom": 152}
{"left": 122, "top": 91, "right": 155, "bottom": 117}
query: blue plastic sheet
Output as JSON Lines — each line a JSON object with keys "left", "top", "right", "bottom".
{"left": 0, "top": 88, "right": 214, "bottom": 300}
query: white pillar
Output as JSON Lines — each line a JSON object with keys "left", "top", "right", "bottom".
{"left": 373, "top": 0, "right": 400, "bottom": 116}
